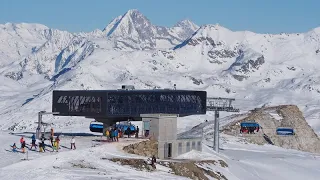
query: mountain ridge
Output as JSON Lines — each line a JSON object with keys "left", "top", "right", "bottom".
{"left": 0, "top": 9, "right": 320, "bottom": 136}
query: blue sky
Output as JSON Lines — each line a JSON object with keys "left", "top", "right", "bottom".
{"left": 1, "top": 0, "right": 319, "bottom": 33}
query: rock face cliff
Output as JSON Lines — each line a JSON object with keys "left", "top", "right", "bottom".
{"left": 223, "top": 105, "right": 320, "bottom": 153}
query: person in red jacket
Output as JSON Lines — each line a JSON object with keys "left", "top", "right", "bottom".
{"left": 20, "top": 136, "right": 24, "bottom": 148}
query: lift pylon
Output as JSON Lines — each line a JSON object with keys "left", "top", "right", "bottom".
{"left": 206, "top": 97, "right": 239, "bottom": 153}
{"left": 36, "top": 111, "right": 59, "bottom": 139}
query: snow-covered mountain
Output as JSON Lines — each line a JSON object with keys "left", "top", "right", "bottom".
{"left": 102, "top": 9, "right": 199, "bottom": 50}
{"left": 0, "top": 9, "right": 320, "bottom": 136}
{"left": 0, "top": 23, "right": 97, "bottom": 81}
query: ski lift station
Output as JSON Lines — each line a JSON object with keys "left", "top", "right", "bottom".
{"left": 49, "top": 85, "right": 209, "bottom": 159}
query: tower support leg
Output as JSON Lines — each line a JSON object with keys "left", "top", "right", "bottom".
{"left": 214, "top": 110, "right": 219, "bottom": 153}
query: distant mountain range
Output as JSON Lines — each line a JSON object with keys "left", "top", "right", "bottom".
{"left": 0, "top": 9, "right": 320, "bottom": 135}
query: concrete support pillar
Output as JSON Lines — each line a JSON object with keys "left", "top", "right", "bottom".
{"left": 94, "top": 119, "right": 117, "bottom": 136}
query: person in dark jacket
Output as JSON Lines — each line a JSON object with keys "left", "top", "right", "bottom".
{"left": 151, "top": 155, "right": 156, "bottom": 169}
{"left": 30, "top": 134, "right": 37, "bottom": 150}
{"left": 135, "top": 126, "right": 139, "bottom": 138}
{"left": 152, "top": 155, "right": 156, "bottom": 164}
{"left": 11, "top": 143, "right": 17, "bottom": 152}
{"left": 50, "top": 135, "right": 54, "bottom": 146}
{"left": 127, "top": 127, "right": 131, "bottom": 138}
{"left": 21, "top": 140, "right": 26, "bottom": 153}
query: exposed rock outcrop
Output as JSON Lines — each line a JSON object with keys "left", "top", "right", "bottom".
{"left": 223, "top": 105, "right": 320, "bottom": 153}
{"left": 123, "top": 140, "right": 158, "bottom": 158}
{"left": 109, "top": 158, "right": 228, "bottom": 180}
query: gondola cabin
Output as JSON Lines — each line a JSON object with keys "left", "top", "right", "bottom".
{"left": 276, "top": 127, "right": 295, "bottom": 135}
{"left": 240, "top": 122, "right": 260, "bottom": 134}
{"left": 115, "top": 123, "right": 136, "bottom": 135}
{"left": 89, "top": 121, "right": 103, "bottom": 133}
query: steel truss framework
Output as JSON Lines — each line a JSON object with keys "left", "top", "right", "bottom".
{"left": 206, "top": 97, "right": 239, "bottom": 153}
{"left": 52, "top": 90, "right": 207, "bottom": 118}
{"left": 206, "top": 97, "right": 239, "bottom": 112}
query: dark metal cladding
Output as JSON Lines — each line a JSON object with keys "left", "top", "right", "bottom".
{"left": 52, "top": 89, "right": 206, "bottom": 118}
{"left": 52, "top": 90, "right": 107, "bottom": 117}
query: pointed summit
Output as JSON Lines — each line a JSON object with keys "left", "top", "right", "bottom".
{"left": 103, "top": 9, "right": 152, "bottom": 38}
{"left": 170, "top": 19, "right": 199, "bottom": 42}
{"left": 102, "top": 9, "right": 199, "bottom": 50}
{"left": 125, "top": 9, "right": 142, "bottom": 16}
{"left": 174, "top": 19, "right": 199, "bottom": 31}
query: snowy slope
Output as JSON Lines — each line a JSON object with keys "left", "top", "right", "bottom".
{"left": 0, "top": 124, "right": 319, "bottom": 180}
{"left": 203, "top": 134, "right": 320, "bottom": 180}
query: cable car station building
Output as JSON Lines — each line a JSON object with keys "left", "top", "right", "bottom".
{"left": 51, "top": 86, "right": 207, "bottom": 159}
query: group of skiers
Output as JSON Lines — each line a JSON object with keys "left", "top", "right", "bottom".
{"left": 105, "top": 127, "right": 119, "bottom": 142}
{"left": 105, "top": 125, "right": 140, "bottom": 142}
{"left": 240, "top": 126, "right": 260, "bottom": 134}
{"left": 11, "top": 128, "right": 76, "bottom": 153}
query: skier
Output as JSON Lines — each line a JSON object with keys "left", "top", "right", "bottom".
{"left": 39, "top": 142, "right": 44, "bottom": 152}
{"left": 152, "top": 155, "right": 156, "bottom": 164}
{"left": 20, "top": 136, "right": 24, "bottom": 148}
{"left": 135, "top": 126, "right": 139, "bottom": 138}
{"left": 30, "top": 134, "right": 37, "bottom": 150}
{"left": 11, "top": 143, "right": 17, "bottom": 152}
{"left": 151, "top": 155, "right": 156, "bottom": 169}
{"left": 127, "top": 127, "right": 131, "bottom": 138}
{"left": 21, "top": 140, "right": 26, "bottom": 153}
{"left": 111, "top": 129, "right": 115, "bottom": 141}
{"left": 40, "top": 134, "right": 46, "bottom": 152}
{"left": 70, "top": 136, "right": 76, "bottom": 150}
{"left": 114, "top": 129, "right": 119, "bottom": 142}
{"left": 55, "top": 136, "right": 60, "bottom": 151}
{"left": 50, "top": 127, "right": 54, "bottom": 137}
{"left": 118, "top": 128, "right": 122, "bottom": 138}
{"left": 106, "top": 129, "right": 110, "bottom": 142}
{"left": 50, "top": 135, "right": 54, "bottom": 146}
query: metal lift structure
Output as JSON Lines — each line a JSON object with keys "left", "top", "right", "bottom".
{"left": 206, "top": 97, "right": 240, "bottom": 153}
{"left": 36, "top": 111, "right": 59, "bottom": 139}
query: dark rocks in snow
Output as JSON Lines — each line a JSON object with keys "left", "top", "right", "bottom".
{"left": 232, "top": 75, "right": 248, "bottom": 81}
{"left": 232, "top": 55, "right": 265, "bottom": 74}
{"left": 160, "top": 50, "right": 174, "bottom": 60}
{"left": 208, "top": 49, "right": 237, "bottom": 60}
{"left": 264, "top": 78, "right": 271, "bottom": 82}
{"left": 187, "top": 37, "right": 216, "bottom": 47}
{"left": 287, "top": 66, "right": 296, "bottom": 71}
{"left": 208, "top": 59, "right": 223, "bottom": 64}
{"left": 5, "top": 71, "right": 23, "bottom": 80}
{"left": 189, "top": 76, "right": 203, "bottom": 85}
